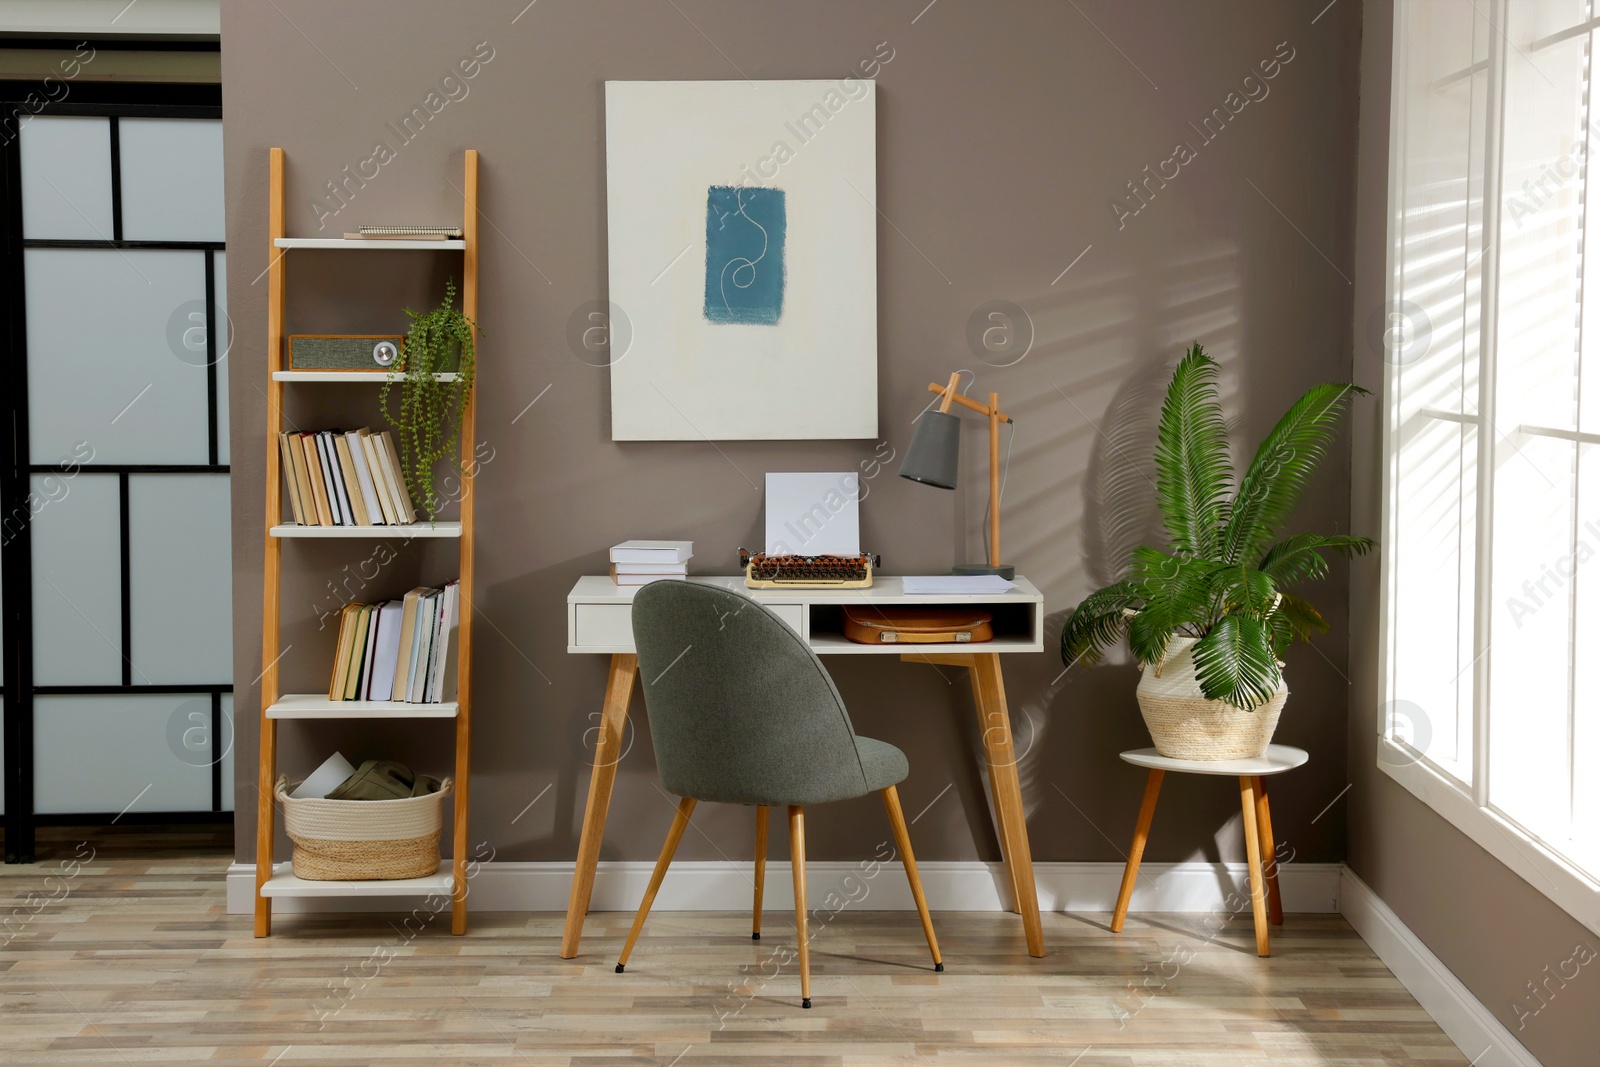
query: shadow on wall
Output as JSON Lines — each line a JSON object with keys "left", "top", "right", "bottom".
{"left": 988, "top": 243, "right": 1245, "bottom": 844}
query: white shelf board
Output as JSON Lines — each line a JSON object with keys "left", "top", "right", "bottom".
{"left": 273, "top": 370, "right": 458, "bottom": 382}
{"left": 274, "top": 237, "right": 465, "bottom": 251}
{"left": 260, "top": 863, "right": 455, "bottom": 898}
{"left": 265, "top": 694, "right": 458, "bottom": 719}
{"left": 271, "top": 521, "right": 461, "bottom": 539}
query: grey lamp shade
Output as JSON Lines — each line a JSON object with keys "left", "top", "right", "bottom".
{"left": 899, "top": 409, "right": 961, "bottom": 489}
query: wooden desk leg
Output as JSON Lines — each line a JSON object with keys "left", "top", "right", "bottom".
{"left": 1237, "top": 776, "right": 1271, "bottom": 957}
{"left": 966, "top": 663, "right": 1024, "bottom": 915}
{"left": 971, "top": 653, "right": 1046, "bottom": 958}
{"left": 1111, "top": 768, "right": 1164, "bottom": 933}
{"left": 1253, "top": 775, "right": 1283, "bottom": 926}
{"left": 559, "top": 652, "right": 638, "bottom": 959}
{"left": 253, "top": 717, "right": 277, "bottom": 937}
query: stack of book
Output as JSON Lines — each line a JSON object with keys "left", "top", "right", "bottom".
{"left": 609, "top": 540, "right": 693, "bottom": 586}
{"left": 279, "top": 427, "right": 417, "bottom": 527}
{"left": 328, "top": 581, "right": 460, "bottom": 703}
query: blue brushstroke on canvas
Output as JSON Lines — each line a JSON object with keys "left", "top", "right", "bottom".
{"left": 704, "top": 186, "right": 785, "bottom": 325}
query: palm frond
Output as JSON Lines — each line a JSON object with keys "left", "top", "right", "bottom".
{"left": 1220, "top": 383, "right": 1369, "bottom": 564}
{"left": 1259, "top": 533, "right": 1376, "bottom": 586}
{"left": 1191, "top": 614, "right": 1283, "bottom": 710}
{"left": 1060, "top": 581, "right": 1145, "bottom": 668}
{"left": 1276, "top": 591, "right": 1329, "bottom": 641}
{"left": 1127, "top": 547, "right": 1222, "bottom": 665}
{"left": 1206, "top": 563, "right": 1277, "bottom": 616}
{"left": 1154, "top": 343, "right": 1233, "bottom": 557}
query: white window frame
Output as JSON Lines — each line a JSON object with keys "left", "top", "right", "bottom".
{"left": 1377, "top": 0, "right": 1600, "bottom": 937}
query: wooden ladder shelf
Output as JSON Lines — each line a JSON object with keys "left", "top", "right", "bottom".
{"left": 253, "top": 147, "right": 479, "bottom": 936}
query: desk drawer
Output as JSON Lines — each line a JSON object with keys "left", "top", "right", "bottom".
{"left": 570, "top": 600, "right": 805, "bottom": 650}
{"left": 573, "top": 604, "right": 637, "bottom": 649}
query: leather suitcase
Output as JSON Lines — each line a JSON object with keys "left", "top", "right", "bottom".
{"left": 842, "top": 606, "right": 994, "bottom": 644}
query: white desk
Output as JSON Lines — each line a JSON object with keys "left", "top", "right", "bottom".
{"left": 562, "top": 574, "right": 1048, "bottom": 958}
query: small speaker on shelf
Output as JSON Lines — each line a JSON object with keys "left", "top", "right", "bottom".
{"left": 287, "top": 334, "right": 405, "bottom": 371}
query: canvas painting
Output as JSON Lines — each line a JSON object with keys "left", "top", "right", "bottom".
{"left": 604, "top": 80, "right": 878, "bottom": 440}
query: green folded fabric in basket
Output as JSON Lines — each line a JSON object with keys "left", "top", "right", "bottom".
{"left": 325, "top": 760, "right": 441, "bottom": 801}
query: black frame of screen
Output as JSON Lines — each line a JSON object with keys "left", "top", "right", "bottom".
{"left": 0, "top": 80, "right": 226, "bottom": 863}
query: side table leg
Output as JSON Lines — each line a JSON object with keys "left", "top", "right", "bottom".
{"left": 971, "top": 653, "right": 1045, "bottom": 958}
{"left": 560, "top": 652, "right": 638, "bottom": 959}
{"left": 1253, "top": 775, "right": 1283, "bottom": 926}
{"left": 1238, "top": 776, "right": 1271, "bottom": 957}
{"left": 1111, "top": 769, "right": 1164, "bottom": 933}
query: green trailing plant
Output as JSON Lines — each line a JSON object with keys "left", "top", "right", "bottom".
{"left": 1060, "top": 343, "right": 1375, "bottom": 710}
{"left": 380, "top": 279, "right": 480, "bottom": 521}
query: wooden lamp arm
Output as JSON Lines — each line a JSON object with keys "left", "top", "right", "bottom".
{"left": 925, "top": 380, "right": 1013, "bottom": 423}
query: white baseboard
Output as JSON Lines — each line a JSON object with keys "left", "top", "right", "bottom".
{"left": 226, "top": 858, "right": 1343, "bottom": 916}
{"left": 1339, "top": 868, "right": 1542, "bottom": 1067}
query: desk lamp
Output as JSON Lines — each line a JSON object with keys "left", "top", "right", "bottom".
{"left": 899, "top": 372, "right": 1015, "bottom": 580}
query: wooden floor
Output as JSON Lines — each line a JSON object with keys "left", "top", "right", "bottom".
{"left": 0, "top": 829, "right": 1468, "bottom": 1066}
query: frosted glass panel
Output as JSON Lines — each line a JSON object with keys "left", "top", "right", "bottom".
{"left": 34, "top": 694, "right": 211, "bottom": 814}
{"left": 119, "top": 118, "right": 224, "bottom": 242}
{"left": 20, "top": 116, "right": 112, "bottom": 239}
{"left": 220, "top": 692, "right": 234, "bottom": 812}
{"left": 128, "top": 474, "right": 232, "bottom": 683}
{"left": 31, "top": 473, "right": 121, "bottom": 685}
{"left": 26, "top": 249, "right": 210, "bottom": 465}
{"left": 214, "top": 252, "right": 230, "bottom": 464}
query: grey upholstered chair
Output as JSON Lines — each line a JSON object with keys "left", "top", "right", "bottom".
{"left": 615, "top": 580, "right": 942, "bottom": 1008}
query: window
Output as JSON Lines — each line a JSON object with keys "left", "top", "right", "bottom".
{"left": 1383, "top": 0, "right": 1600, "bottom": 931}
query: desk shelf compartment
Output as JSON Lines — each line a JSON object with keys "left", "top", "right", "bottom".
{"left": 805, "top": 600, "right": 1043, "bottom": 654}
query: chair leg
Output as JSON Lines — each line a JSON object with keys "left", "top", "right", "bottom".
{"left": 1112, "top": 769, "right": 1164, "bottom": 933}
{"left": 789, "top": 805, "right": 812, "bottom": 1008}
{"left": 1253, "top": 776, "right": 1283, "bottom": 926}
{"left": 881, "top": 786, "right": 942, "bottom": 970}
{"left": 753, "top": 805, "right": 769, "bottom": 940}
{"left": 616, "top": 796, "right": 696, "bottom": 972}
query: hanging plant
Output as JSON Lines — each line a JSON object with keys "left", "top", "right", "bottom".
{"left": 379, "top": 278, "right": 480, "bottom": 521}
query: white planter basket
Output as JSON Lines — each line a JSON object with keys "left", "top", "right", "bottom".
{"left": 1136, "top": 636, "right": 1288, "bottom": 760}
{"left": 275, "top": 775, "right": 452, "bottom": 881}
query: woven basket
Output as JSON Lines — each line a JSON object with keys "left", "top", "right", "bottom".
{"left": 1136, "top": 637, "right": 1288, "bottom": 760}
{"left": 275, "top": 775, "right": 452, "bottom": 881}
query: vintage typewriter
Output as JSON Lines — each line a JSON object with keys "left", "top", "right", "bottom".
{"left": 739, "top": 548, "right": 880, "bottom": 588}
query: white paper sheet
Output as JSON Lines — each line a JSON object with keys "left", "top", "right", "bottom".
{"left": 900, "top": 575, "right": 1017, "bottom": 595}
{"left": 765, "top": 472, "right": 861, "bottom": 556}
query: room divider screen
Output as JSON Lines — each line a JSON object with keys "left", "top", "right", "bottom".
{"left": 0, "top": 81, "right": 229, "bottom": 864}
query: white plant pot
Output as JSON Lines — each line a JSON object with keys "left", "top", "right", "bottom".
{"left": 1135, "top": 635, "right": 1288, "bottom": 760}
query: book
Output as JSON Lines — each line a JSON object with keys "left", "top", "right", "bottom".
{"left": 611, "top": 562, "right": 689, "bottom": 575}
{"left": 278, "top": 433, "right": 306, "bottom": 525}
{"left": 367, "top": 600, "right": 404, "bottom": 701}
{"left": 430, "top": 581, "right": 460, "bottom": 703}
{"left": 391, "top": 587, "right": 429, "bottom": 700}
{"left": 356, "top": 225, "right": 463, "bottom": 237}
{"left": 328, "top": 603, "right": 362, "bottom": 700}
{"left": 315, "top": 433, "right": 350, "bottom": 525}
{"left": 373, "top": 431, "right": 411, "bottom": 524}
{"left": 610, "top": 568, "right": 683, "bottom": 587}
{"left": 287, "top": 432, "right": 320, "bottom": 526}
{"left": 357, "top": 602, "right": 381, "bottom": 699}
{"left": 357, "top": 430, "right": 398, "bottom": 525}
{"left": 610, "top": 540, "right": 693, "bottom": 564}
{"left": 408, "top": 590, "right": 438, "bottom": 703}
{"left": 333, "top": 434, "right": 370, "bottom": 526}
{"left": 377, "top": 431, "right": 418, "bottom": 523}
{"left": 301, "top": 433, "right": 334, "bottom": 526}
{"left": 343, "top": 603, "right": 372, "bottom": 700}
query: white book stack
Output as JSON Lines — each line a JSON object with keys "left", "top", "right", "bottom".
{"left": 609, "top": 540, "right": 693, "bottom": 586}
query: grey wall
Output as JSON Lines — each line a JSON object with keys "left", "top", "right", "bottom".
{"left": 1347, "top": 4, "right": 1600, "bottom": 1065}
{"left": 224, "top": 1, "right": 1363, "bottom": 873}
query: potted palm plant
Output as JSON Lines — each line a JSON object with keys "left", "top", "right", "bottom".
{"left": 1060, "top": 343, "right": 1374, "bottom": 759}
{"left": 379, "top": 279, "right": 479, "bottom": 521}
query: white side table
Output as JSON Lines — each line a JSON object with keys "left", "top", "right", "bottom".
{"left": 1110, "top": 744, "right": 1309, "bottom": 957}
